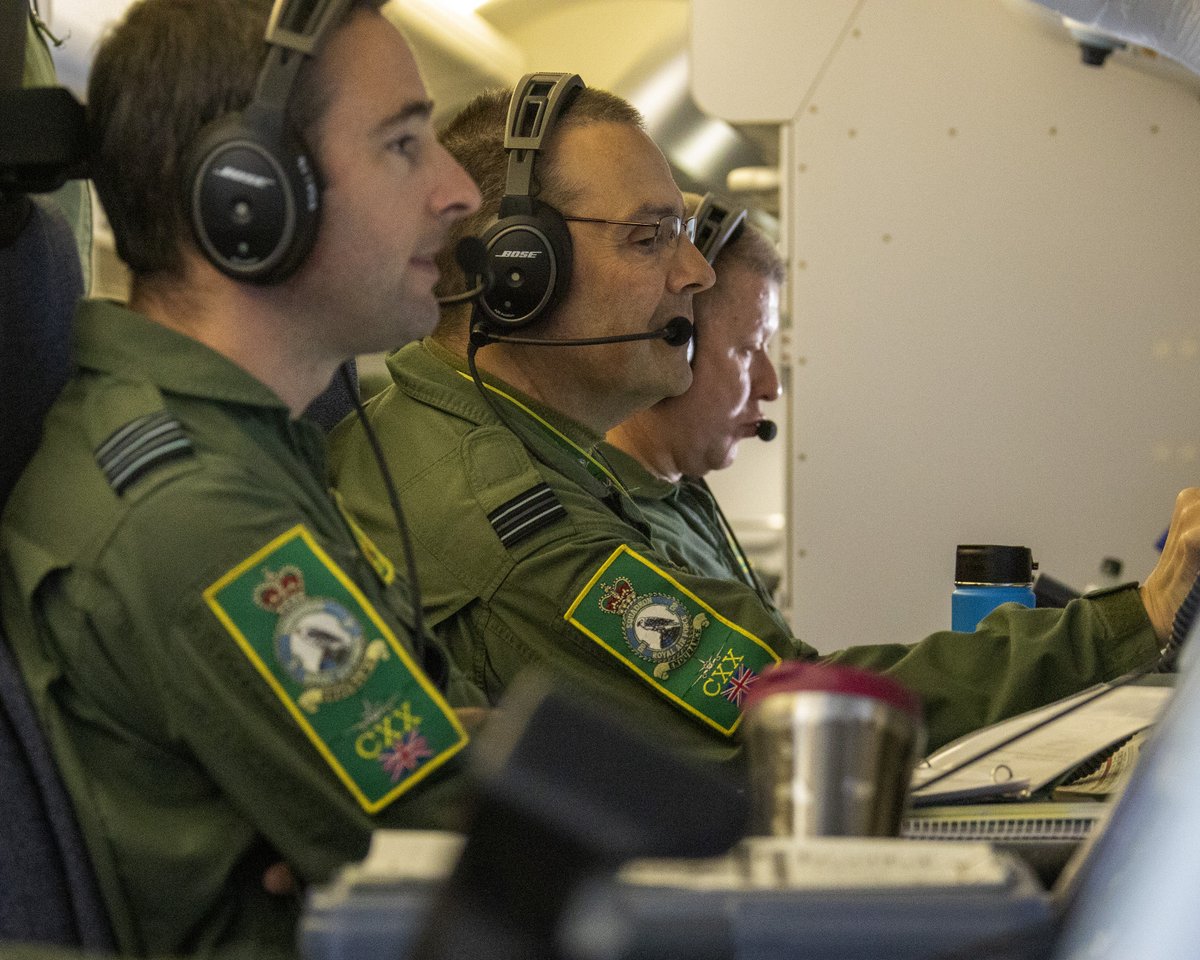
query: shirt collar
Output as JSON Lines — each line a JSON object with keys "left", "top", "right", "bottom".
{"left": 74, "top": 299, "right": 289, "bottom": 411}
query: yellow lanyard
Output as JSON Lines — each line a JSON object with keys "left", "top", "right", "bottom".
{"left": 454, "top": 370, "right": 630, "bottom": 498}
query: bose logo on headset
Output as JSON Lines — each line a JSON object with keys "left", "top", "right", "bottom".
{"left": 474, "top": 72, "right": 585, "bottom": 330}
{"left": 183, "top": 0, "right": 353, "bottom": 283}
{"left": 212, "top": 166, "right": 278, "bottom": 190}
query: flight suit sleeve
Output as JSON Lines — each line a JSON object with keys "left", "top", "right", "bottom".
{"left": 340, "top": 413, "right": 1160, "bottom": 759}
{"left": 450, "top": 482, "right": 1159, "bottom": 756}
{"left": 61, "top": 473, "right": 472, "bottom": 888}
{"left": 379, "top": 426, "right": 805, "bottom": 762}
{"left": 821, "top": 585, "right": 1159, "bottom": 750}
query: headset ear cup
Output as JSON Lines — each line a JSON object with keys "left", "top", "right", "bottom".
{"left": 478, "top": 200, "right": 573, "bottom": 330}
{"left": 184, "top": 113, "right": 321, "bottom": 284}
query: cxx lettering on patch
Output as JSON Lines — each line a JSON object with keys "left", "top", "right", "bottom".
{"left": 565, "top": 544, "right": 780, "bottom": 736}
{"left": 204, "top": 525, "right": 467, "bottom": 813}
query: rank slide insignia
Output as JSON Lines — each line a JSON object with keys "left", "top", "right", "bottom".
{"left": 205, "top": 525, "right": 467, "bottom": 812}
{"left": 565, "top": 545, "right": 780, "bottom": 735}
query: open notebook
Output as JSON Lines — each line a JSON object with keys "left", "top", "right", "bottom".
{"left": 909, "top": 677, "right": 1172, "bottom": 806}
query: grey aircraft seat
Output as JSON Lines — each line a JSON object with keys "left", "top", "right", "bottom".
{"left": 0, "top": 3, "right": 115, "bottom": 951}
{"left": 0, "top": 628, "right": 114, "bottom": 951}
{"left": 0, "top": 194, "right": 79, "bottom": 503}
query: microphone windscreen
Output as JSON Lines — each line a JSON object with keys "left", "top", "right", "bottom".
{"left": 454, "top": 236, "right": 490, "bottom": 281}
{"left": 755, "top": 419, "right": 778, "bottom": 442}
{"left": 662, "top": 316, "right": 694, "bottom": 347}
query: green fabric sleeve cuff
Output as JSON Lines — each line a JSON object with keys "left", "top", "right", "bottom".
{"left": 1084, "top": 584, "right": 1160, "bottom": 675}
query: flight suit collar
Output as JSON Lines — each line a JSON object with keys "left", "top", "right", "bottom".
{"left": 390, "top": 339, "right": 627, "bottom": 488}
{"left": 416, "top": 338, "right": 602, "bottom": 441}
{"left": 596, "top": 442, "right": 679, "bottom": 500}
{"left": 74, "top": 299, "right": 290, "bottom": 411}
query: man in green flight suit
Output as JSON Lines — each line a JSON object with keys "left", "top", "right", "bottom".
{"left": 601, "top": 191, "right": 1200, "bottom": 746}
{"left": 0, "top": 0, "right": 484, "bottom": 956}
{"left": 329, "top": 78, "right": 1200, "bottom": 763}
{"left": 602, "top": 194, "right": 789, "bottom": 637}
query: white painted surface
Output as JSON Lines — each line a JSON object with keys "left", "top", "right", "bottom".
{"left": 691, "top": 0, "right": 862, "bottom": 122}
{"left": 694, "top": 0, "right": 1200, "bottom": 652}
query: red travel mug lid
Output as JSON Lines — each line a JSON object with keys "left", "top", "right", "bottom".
{"left": 742, "top": 661, "right": 923, "bottom": 719}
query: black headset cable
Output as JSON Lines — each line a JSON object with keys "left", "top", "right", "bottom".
{"left": 337, "top": 363, "right": 433, "bottom": 676}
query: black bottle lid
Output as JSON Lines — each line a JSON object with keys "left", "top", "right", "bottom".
{"left": 955, "top": 544, "right": 1036, "bottom": 586}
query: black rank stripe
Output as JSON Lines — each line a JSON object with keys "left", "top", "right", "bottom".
{"left": 488, "top": 483, "right": 566, "bottom": 547}
{"left": 95, "top": 412, "right": 194, "bottom": 494}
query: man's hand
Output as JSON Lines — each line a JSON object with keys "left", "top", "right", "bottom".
{"left": 1140, "top": 488, "right": 1200, "bottom": 641}
{"left": 455, "top": 707, "right": 491, "bottom": 735}
{"left": 262, "top": 861, "right": 300, "bottom": 897}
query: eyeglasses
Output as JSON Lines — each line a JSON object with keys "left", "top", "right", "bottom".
{"left": 562, "top": 214, "right": 697, "bottom": 252}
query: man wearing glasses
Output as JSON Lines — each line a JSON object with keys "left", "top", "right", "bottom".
{"left": 330, "top": 82, "right": 782, "bottom": 763}
{"left": 330, "top": 82, "right": 1181, "bottom": 760}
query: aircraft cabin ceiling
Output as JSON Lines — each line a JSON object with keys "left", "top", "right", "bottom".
{"left": 36, "top": 0, "right": 1200, "bottom": 228}
{"left": 405, "top": 0, "right": 781, "bottom": 217}
{"left": 41, "top": 0, "right": 781, "bottom": 221}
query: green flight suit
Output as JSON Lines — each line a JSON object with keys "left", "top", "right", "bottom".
{"left": 596, "top": 439, "right": 1162, "bottom": 744}
{"left": 329, "top": 340, "right": 1160, "bottom": 759}
{"left": 0, "top": 302, "right": 483, "bottom": 958}
{"left": 596, "top": 443, "right": 790, "bottom": 636}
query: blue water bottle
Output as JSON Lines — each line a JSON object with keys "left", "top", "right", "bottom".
{"left": 952, "top": 544, "right": 1037, "bottom": 632}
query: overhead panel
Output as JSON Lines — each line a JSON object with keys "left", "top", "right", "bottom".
{"left": 690, "top": 0, "right": 863, "bottom": 123}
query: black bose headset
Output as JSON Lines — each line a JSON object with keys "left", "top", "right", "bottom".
{"left": 683, "top": 192, "right": 746, "bottom": 364}
{"left": 183, "top": 0, "right": 353, "bottom": 284}
{"left": 692, "top": 192, "right": 747, "bottom": 267}
{"left": 474, "top": 72, "right": 585, "bottom": 330}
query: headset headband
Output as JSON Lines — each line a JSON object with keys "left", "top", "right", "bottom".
{"left": 693, "top": 192, "right": 748, "bottom": 265}
{"left": 254, "top": 0, "right": 356, "bottom": 111}
{"left": 499, "top": 73, "right": 584, "bottom": 217}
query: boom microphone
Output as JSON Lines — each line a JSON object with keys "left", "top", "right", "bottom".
{"left": 470, "top": 316, "right": 694, "bottom": 350}
{"left": 436, "top": 236, "right": 492, "bottom": 306}
{"left": 755, "top": 419, "right": 778, "bottom": 442}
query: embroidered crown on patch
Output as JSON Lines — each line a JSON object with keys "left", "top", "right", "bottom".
{"left": 599, "top": 577, "right": 636, "bottom": 615}
{"left": 253, "top": 566, "right": 305, "bottom": 614}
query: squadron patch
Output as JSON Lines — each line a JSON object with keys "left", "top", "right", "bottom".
{"left": 598, "top": 578, "right": 706, "bottom": 679}
{"left": 204, "top": 525, "right": 467, "bottom": 812}
{"left": 565, "top": 545, "right": 781, "bottom": 736}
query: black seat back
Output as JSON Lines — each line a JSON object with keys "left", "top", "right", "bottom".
{"left": 0, "top": 4, "right": 115, "bottom": 950}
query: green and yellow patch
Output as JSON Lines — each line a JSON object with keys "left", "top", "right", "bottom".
{"left": 565, "top": 545, "right": 780, "bottom": 736}
{"left": 204, "top": 525, "right": 466, "bottom": 812}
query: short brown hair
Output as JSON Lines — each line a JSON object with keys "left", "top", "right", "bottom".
{"left": 88, "top": 0, "right": 383, "bottom": 279}
{"left": 434, "top": 83, "right": 643, "bottom": 300}
{"left": 721, "top": 221, "right": 784, "bottom": 286}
